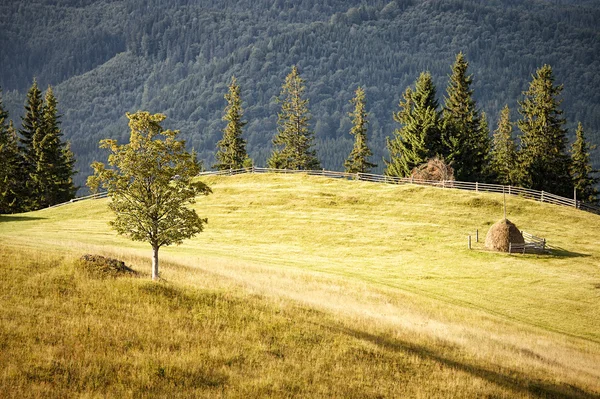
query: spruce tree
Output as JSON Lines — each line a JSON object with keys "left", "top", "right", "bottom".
{"left": 214, "top": 76, "right": 250, "bottom": 170}
{"left": 268, "top": 66, "right": 320, "bottom": 170}
{"left": 17, "top": 82, "right": 76, "bottom": 210}
{"left": 489, "top": 105, "right": 518, "bottom": 186}
{"left": 517, "top": 65, "right": 572, "bottom": 196}
{"left": 385, "top": 72, "right": 442, "bottom": 177}
{"left": 18, "top": 80, "right": 45, "bottom": 210}
{"left": 39, "top": 86, "right": 77, "bottom": 206}
{"left": 0, "top": 91, "right": 20, "bottom": 214}
{"left": 344, "top": 86, "right": 376, "bottom": 174}
{"left": 441, "top": 52, "right": 489, "bottom": 182}
{"left": 478, "top": 112, "right": 492, "bottom": 181}
{"left": 570, "top": 122, "right": 598, "bottom": 204}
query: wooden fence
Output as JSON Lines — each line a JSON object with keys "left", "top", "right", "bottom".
{"left": 44, "top": 166, "right": 600, "bottom": 215}
{"left": 199, "top": 166, "right": 600, "bottom": 216}
{"left": 44, "top": 191, "right": 108, "bottom": 210}
{"left": 509, "top": 231, "right": 548, "bottom": 254}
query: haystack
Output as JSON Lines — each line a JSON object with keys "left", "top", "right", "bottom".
{"left": 77, "top": 254, "right": 137, "bottom": 279}
{"left": 485, "top": 219, "right": 524, "bottom": 252}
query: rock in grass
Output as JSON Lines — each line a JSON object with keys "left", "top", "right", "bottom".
{"left": 77, "top": 254, "right": 137, "bottom": 279}
{"left": 485, "top": 219, "right": 524, "bottom": 252}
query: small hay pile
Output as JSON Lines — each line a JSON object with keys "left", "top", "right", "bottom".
{"left": 410, "top": 157, "right": 455, "bottom": 181}
{"left": 77, "top": 254, "right": 137, "bottom": 279}
{"left": 485, "top": 219, "right": 524, "bottom": 252}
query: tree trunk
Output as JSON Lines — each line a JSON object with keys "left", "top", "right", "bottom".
{"left": 152, "top": 245, "right": 159, "bottom": 281}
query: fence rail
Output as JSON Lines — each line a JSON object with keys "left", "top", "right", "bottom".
{"left": 44, "top": 191, "right": 108, "bottom": 210}
{"left": 45, "top": 167, "right": 600, "bottom": 215}
{"left": 199, "top": 166, "right": 600, "bottom": 216}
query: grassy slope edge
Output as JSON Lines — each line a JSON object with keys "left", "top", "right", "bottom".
{"left": 1, "top": 173, "right": 599, "bottom": 397}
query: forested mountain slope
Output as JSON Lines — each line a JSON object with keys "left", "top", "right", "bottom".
{"left": 1, "top": 0, "right": 599, "bottom": 190}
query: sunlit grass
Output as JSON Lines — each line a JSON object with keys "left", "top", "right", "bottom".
{"left": 1, "top": 173, "right": 599, "bottom": 397}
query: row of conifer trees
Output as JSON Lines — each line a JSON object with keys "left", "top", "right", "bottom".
{"left": 213, "top": 54, "right": 598, "bottom": 203}
{"left": 0, "top": 82, "right": 77, "bottom": 214}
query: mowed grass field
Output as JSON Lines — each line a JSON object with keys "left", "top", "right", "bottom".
{"left": 1, "top": 173, "right": 599, "bottom": 397}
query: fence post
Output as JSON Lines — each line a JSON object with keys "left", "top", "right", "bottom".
{"left": 574, "top": 188, "right": 577, "bottom": 208}
{"left": 508, "top": 185, "right": 511, "bottom": 195}
{"left": 541, "top": 190, "right": 544, "bottom": 202}
{"left": 468, "top": 235, "right": 472, "bottom": 249}
{"left": 476, "top": 182, "right": 479, "bottom": 192}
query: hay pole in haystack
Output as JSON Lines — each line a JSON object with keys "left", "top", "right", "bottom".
{"left": 485, "top": 219, "right": 525, "bottom": 252}
{"left": 483, "top": 186, "right": 525, "bottom": 253}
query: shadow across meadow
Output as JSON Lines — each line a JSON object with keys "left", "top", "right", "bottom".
{"left": 326, "top": 323, "right": 597, "bottom": 399}
{"left": 0, "top": 215, "right": 46, "bottom": 223}
{"left": 546, "top": 246, "right": 590, "bottom": 259}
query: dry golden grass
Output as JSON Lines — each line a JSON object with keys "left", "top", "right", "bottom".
{"left": 1, "top": 173, "right": 599, "bottom": 397}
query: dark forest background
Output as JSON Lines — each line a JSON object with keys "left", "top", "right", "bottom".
{"left": 1, "top": 0, "right": 599, "bottom": 192}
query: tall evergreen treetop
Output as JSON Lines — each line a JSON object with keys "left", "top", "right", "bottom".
{"left": 441, "top": 52, "right": 489, "bottom": 182}
{"left": 15, "top": 82, "right": 76, "bottom": 211}
{"left": 490, "top": 105, "right": 518, "bottom": 186}
{"left": 0, "top": 91, "right": 20, "bottom": 214}
{"left": 344, "top": 86, "right": 376, "bottom": 174}
{"left": 214, "top": 76, "right": 250, "bottom": 170}
{"left": 517, "top": 64, "right": 572, "bottom": 196}
{"left": 39, "top": 86, "right": 77, "bottom": 206}
{"left": 19, "top": 80, "right": 44, "bottom": 173}
{"left": 268, "top": 66, "right": 320, "bottom": 170}
{"left": 385, "top": 72, "right": 441, "bottom": 177}
{"left": 570, "top": 122, "right": 598, "bottom": 204}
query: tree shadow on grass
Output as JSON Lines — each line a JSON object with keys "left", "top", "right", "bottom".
{"left": 325, "top": 323, "right": 598, "bottom": 399}
{"left": 0, "top": 215, "right": 46, "bottom": 223}
{"left": 545, "top": 247, "right": 591, "bottom": 259}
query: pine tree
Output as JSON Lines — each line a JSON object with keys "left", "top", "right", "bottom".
{"left": 478, "top": 112, "right": 492, "bottom": 180}
{"left": 385, "top": 72, "right": 442, "bottom": 177}
{"left": 214, "top": 76, "right": 250, "bottom": 170}
{"left": 441, "top": 52, "right": 489, "bottom": 182}
{"left": 570, "top": 122, "right": 598, "bottom": 204}
{"left": 39, "top": 86, "right": 77, "bottom": 206}
{"left": 517, "top": 65, "right": 572, "bottom": 196}
{"left": 18, "top": 80, "right": 45, "bottom": 210}
{"left": 489, "top": 105, "right": 518, "bottom": 185}
{"left": 344, "top": 87, "right": 376, "bottom": 174}
{"left": 17, "top": 82, "right": 76, "bottom": 210}
{"left": 268, "top": 66, "right": 320, "bottom": 170}
{"left": 0, "top": 91, "right": 20, "bottom": 214}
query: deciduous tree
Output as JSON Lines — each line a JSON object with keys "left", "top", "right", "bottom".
{"left": 88, "top": 112, "right": 211, "bottom": 280}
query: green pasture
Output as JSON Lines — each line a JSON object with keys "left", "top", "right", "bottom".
{"left": 1, "top": 173, "right": 599, "bottom": 397}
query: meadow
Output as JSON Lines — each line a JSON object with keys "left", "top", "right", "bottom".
{"left": 1, "top": 173, "right": 599, "bottom": 397}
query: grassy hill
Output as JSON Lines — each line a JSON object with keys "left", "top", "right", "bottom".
{"left": 1, "top": 174, "right": 599, "bottom": 397}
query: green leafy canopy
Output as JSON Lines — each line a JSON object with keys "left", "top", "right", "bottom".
{"left": 88, "top": 112, "right": 211, "bottom": 278}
